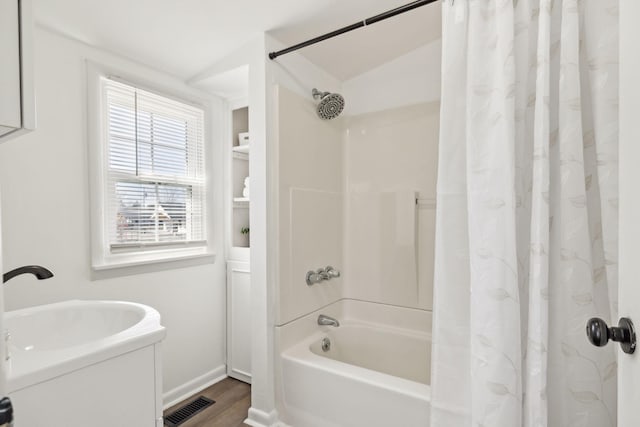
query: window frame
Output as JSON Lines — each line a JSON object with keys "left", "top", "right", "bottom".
{"left": 87, "top": 61, "right": 215, "bottom": 271}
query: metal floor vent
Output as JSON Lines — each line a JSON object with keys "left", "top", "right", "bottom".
{"left": 164, "top": 396, "right": 215, "bottom": 426}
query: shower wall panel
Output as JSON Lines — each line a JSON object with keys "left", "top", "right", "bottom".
{"left": 344, "top": 102, "right": 439, "bottom": 310}
{"left": 276, "top": 85, "right": 344, "bottom": 325}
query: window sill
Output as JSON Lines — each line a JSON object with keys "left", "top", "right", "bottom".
{"left": 91, "top": 248, "right": 216, "bottom": 280}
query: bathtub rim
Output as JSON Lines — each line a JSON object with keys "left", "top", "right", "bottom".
{"left": 277, "top": 298, "right": 432, "bottom": 352}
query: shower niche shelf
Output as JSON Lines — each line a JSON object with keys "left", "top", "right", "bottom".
{"left": 233, "top": 197, "right": 249, "bottom": 207}
{"left": 232, "top": 145, "right": 249, "bottom": 161}
{"left": 232, "top": 145, "right": 249, "bottom": 154}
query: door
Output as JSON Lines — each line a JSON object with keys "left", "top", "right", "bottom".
{"left": 618, "top": 1, "right": 639, "bottom": 425}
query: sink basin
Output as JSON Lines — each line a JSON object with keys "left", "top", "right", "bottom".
{"left": 5, "top": 300, "right": 166, "bottom": 392}
{"left": 7, "top": 301, "right": 146, "bottom": 351}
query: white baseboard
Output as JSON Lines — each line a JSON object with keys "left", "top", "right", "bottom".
{"left": 245, "top": 407, "right": 286, "bottom": 427}
{"left": 163, "top": 365, "right": 227, "bottom": 409}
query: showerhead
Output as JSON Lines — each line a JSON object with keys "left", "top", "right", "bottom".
{"left": 312, "top": 88, "right": 345, "bottom": 120}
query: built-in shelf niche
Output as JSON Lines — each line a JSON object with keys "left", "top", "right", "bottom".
{"left": 233, "top": 197, "right": 249, "bottom": 205}
{"left": 232, "top": 106, "right": 249, "bottom": 249}
{"left": 232, "top": 145, "right": 249, "bottom": 155}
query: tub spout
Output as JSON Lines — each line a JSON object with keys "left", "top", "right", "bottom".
{"left": 318, "top": 314, "right": 340, "bottom": 327}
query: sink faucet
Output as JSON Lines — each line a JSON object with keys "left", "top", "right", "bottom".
{"left": 3, "top": 265, "right": 54, "bottom": 283}
{"left": 2, "top": 265, "right": 53, "bottom": 364}
{"left": 317, "top": 314, "right": 340, "bottom": 327}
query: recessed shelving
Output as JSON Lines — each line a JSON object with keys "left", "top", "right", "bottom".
{"left": 233, "top": 197, "right": 249, "bottom": 208}
{"left": 232, "top": 145, "right": 249, "bottom": 154}
{"left": 232, "top": 145, "right": 249, "bottom": 160}
{"left": 231, "top": 106, "right": 250, "bottom": 250}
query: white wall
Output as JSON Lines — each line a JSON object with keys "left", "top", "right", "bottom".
{"left": 342, "top": 39, "right": 442, "bottom": 116}
{"left": 0, "top": 28, "right": 227, "bottom": 405}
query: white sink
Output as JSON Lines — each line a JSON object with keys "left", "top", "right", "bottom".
{"left": 7, "top": 301, "right": 146, "bottom": 351}
{"left": 5, "top": 300, "right": 166, "bottom": 392}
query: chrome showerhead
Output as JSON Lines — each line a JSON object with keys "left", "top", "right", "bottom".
{"left": 312, "top": 88, "right": 345, "bottom": 120}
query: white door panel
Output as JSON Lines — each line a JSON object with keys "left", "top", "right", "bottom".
{"left": 618, "top": 1, "right": 640, "bottom": 425}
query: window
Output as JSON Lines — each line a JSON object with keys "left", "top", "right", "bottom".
{"left": 90, "top": 72, "right": 211, "bottom": 269}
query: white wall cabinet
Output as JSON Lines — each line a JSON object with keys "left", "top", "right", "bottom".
{"left": 0, "top": 0, "right": 35, "bottom": 142}
{"left": 226, "top": 260, "right": 251, "bottom": 383}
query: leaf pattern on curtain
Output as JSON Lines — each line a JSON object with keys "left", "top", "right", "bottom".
{"left": 430, "top": 1, "right": 618, "bottom": 426}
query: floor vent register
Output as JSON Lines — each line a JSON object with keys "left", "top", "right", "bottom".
{"left": 164, "top": 396, "right": 215, "bottom": 426}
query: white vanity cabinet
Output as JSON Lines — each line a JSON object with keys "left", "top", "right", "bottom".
{"left": 0, "top": 0, "right": 35, "bottom": 141}
{"left": 9, "top": 344, "right": 164, "bottom": 427}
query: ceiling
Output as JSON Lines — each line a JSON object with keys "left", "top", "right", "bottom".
{"left": 33, "top": 0, "right": 441, "bottom": 83}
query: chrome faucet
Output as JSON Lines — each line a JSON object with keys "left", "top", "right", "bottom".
{"left": 306, "top": 269, "right": 328, "bottom": 285}
{"left": 324, "top": 266, "right": 340, "bottom": 279}
{"left": 306, "top": 266, "right": 341, "bottom": 286}
{"left": 318, "top": 314, "right": 340, "bottom": 327}
{"left": 3, "top": 265, "right": 54, "bottom": 283}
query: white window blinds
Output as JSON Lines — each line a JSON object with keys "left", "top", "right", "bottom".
{"left": 101, "top": 77, "right": 206, "bottom": 250}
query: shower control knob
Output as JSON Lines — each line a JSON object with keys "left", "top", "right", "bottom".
{"left": 325, "top": 266, "right": 340, "bottom": 278}
{"left": 586, "top": 317, "right": 636, "bottom": 354}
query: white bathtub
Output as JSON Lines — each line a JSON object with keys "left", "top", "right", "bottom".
{"left": 277, "top": 299, "right": 431, "bottom": 427}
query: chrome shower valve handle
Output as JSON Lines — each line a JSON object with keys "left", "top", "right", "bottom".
{"left": 306, "top": 270, "right": 324, "bottom": 286}
{"left": 325, "top": 266, "right": 340, "bottom": 279}
{"left": 306, "top": 266, "right": 341, "bottom": 286}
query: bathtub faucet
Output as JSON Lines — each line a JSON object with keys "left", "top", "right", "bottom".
{"left": 318, "top": 314, "right": 340, "bottom": 327}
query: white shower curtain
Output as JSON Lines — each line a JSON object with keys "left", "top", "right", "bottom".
{"left": 431, "top": 1, "right": 618, "bottom": 426}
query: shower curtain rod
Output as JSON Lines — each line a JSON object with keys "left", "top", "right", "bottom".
{"left": 268, "top": 0, "right": 439, "bottom": 60}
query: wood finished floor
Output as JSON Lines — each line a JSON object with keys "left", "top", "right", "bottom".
{"left": 164, "top": 378, "right": 251, "bottom": 427}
